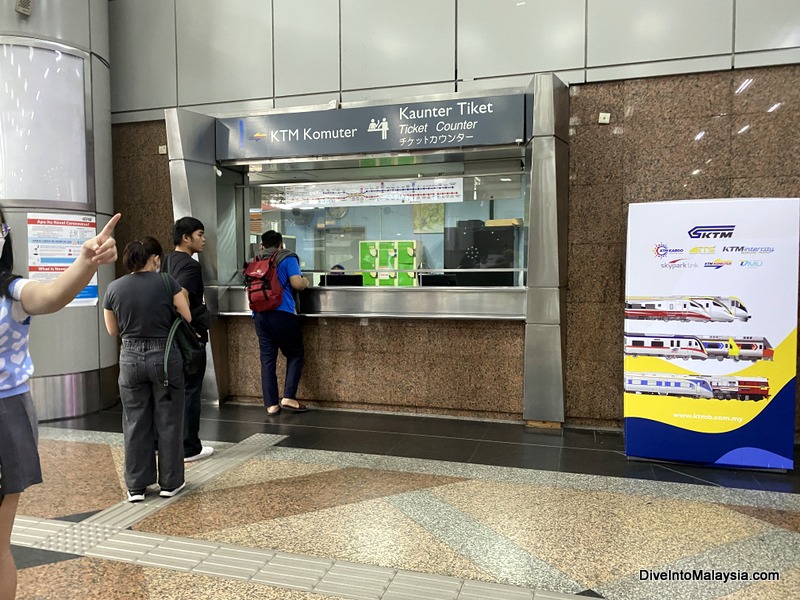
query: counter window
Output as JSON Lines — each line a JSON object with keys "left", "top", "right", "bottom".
{"left": 245, "top": 173, "right": 528, "bottom": 287}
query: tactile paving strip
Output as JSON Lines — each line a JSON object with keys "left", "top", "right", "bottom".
{"left": 10, "top": 516, "right": 72, "bottom": 547}
{"left": 84, "top": 433, "right": 286, "bottom": 529}
{"left": 31, "top": 521, "right": 122, "bottom": 554}
{"left": 90, "top": 525, "right": 548, "bottom": 599}
{"left": 13, "top": 515, "right": 564, "bottom": 598}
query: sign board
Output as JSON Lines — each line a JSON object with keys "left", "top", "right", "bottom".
{"left": 263, "top": 177, "right": 464, "bottom": 210}
{"left": 624, "top": 198, "right": 799, "bottom": 470}
{"left": 217, "top": 95, "right": 528, "bottom": 160}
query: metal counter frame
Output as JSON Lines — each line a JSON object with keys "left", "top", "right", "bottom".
{"left": 167, "top": 73, "right": 569, "bottom": 424}
{"left": 213, "top": 285, "right": 527, "bottom": 320}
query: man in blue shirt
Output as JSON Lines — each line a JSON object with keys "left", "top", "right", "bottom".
{"left": 255, "top": 230, "right": 310, "bottom": 415}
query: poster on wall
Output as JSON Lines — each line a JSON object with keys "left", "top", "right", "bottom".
{"left": 413, "top": 203, "right": 445, "bottom": 234}
{"left": 624, "top": 198, "right": 799, "bottom": 470}
{"left": 262, "top": 177, "right": 464, "bottom": 210}
{"left": 27, "top": 213, "right": 98, "bottom": 307}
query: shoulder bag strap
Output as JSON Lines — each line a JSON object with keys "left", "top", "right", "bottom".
{"left": 277, "top": 253, "right": 290, "bottom": 292}
{"left": 161, "top": 272, "right": 179, "bottom": 386}
{"left": 274, "top": 250, "right": 297, "bottom": 291}
{"left": 162, "top": 252, "right": 173, "bottom": 274}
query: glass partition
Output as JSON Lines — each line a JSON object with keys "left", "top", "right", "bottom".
{"left": 243, "top": 171, "right": 529, "bottom": 287}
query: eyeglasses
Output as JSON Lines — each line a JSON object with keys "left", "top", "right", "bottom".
{"left": 0, "top": 223, "right": 10, "bottom": 238}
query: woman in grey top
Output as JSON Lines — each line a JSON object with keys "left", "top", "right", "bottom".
{"left": 103, "top": 237, "right": 192, "bottom": 502}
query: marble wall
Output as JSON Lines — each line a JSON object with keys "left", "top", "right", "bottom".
{"left": 567, "top": 64, "right": 800, "bottom": 430}
{"left": 111, "top": 64, "right": 800, "bottom": 428}
{"left": 111, "top": 121, "right": 175, "bottom": 258}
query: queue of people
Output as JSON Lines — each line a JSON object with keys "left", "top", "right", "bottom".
{"left": 0, "top": 214, "right": 313, "bottom": 600}
{"left": 99, "top": 217, "right": 217, "bottom": 506}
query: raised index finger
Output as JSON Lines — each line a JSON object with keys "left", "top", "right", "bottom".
{"left": 98, "top": 213, "right": 122, "bottom": 239}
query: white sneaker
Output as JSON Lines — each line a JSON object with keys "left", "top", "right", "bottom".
{"left": 159, "top": 482, "right": 186, "bottom": 498}
{"left": 184, "top": 445, "right": 214, "bottom": 463}
{"left": 126, "top": 489, "right": 146, "bottom": 503}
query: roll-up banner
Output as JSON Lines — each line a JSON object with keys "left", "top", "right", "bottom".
{"left": 624, "top": 198, "right": 799, "bottom": 470}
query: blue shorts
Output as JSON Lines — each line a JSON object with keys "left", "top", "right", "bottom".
{"left": 0, "top": 392, "right": 43, "bottom": 496}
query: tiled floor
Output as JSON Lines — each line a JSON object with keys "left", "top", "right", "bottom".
{"left": 10, "top": 401, "right": 800, "bottom": 599}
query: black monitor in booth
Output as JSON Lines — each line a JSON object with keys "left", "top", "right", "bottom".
{"left": 320, "top": 274, "right": 364, "bottom": 287}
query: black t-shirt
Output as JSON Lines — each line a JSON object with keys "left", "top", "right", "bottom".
{"left": 164, "top": 251, "right": 204, "bottom": 311}
{"left": 103, "top": 272, "right": 181, "bottom": 339}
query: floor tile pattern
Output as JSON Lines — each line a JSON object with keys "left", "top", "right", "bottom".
{"left": 387, "top": 490, "right": 581, "bottom": 592}
{"left": 18, "top": 439, "right": 123, "bottom": 518}
{"left": 11, "top": 408, "right": 800, "bottom": 600}
{"left": 433, "top": 480, "right": 773, "bottom": 588}
{"left": 205, "top": 497, "right": 494, "bottom": 584}
{"left": 595, "top": 528, "right": 800, "bottom": 599}
{"left": 135, "top": 466, "right": 465, "bottom": 537}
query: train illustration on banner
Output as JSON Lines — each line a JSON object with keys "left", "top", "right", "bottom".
{"left": 624, "top": 333, "right": 774, "bottom": 361}
{"left": 625, "top": 296, "right": 750, "bottom": 322}
{"left": 624, "top": 372, "right": 770, "bottom": 401}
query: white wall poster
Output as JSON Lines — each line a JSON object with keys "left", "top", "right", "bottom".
{"left": 27, "top": 213, "right": 97, "bottom": 307}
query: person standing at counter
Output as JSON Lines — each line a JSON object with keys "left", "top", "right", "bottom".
{"left": 0, "top": 211, "right": 121, "bottom": 600}
{"left": 164, "top": 217, "right": 214, "bottom": 463}
{"left": 254, "top": 230, "right": 310, "bottom": 415}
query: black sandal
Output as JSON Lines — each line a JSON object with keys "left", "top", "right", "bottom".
{"left": 280, "top": 399, "right": 309, "bottom": 413}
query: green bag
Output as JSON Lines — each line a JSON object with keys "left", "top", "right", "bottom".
{"left": 160, "top": 273, "right": 205, "bottom": 384}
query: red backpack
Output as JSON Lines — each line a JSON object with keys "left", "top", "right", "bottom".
{"left": 243, "top": 252, "right": 290, "bottom": 312}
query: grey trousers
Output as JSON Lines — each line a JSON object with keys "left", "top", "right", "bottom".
{"left": 119, "top": 339, "right": 185, "bottom": 492}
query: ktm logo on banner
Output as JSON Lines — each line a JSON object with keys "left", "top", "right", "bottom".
{"left": 688, "top": 225, "right": 735, "bottom": 239}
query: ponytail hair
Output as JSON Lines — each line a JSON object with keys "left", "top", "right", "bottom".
{"left": 0, "top": 208, "right": 19, "bottom": 298}
{"left": 0, "top": 232, "right": 13, "bottom": 274}
{"left": 122, "top": 236, "right": 163, "bottom": 273}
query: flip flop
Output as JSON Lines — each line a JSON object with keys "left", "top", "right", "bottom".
{"left": 266, "top": 404, "right": 281, "bottom": 416}
{"left": 280, "top": 399, "right": 309, "bottom": 413}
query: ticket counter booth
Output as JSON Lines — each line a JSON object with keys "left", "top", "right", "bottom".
{"left": 166, "top": 73, "right": 568, "bottom": 423}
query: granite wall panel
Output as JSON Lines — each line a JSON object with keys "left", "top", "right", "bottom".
{"left": 111, "top": 122, "right": 175, "bottom": 259}
{"left": 567, "top": 64, "right": 800, "bottom": 432}
{"left": 221, "top": 317, "right": 524, "bottom": 420}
